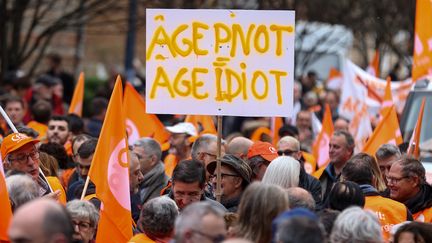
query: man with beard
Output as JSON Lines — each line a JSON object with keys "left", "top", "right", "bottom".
{"left": 206, "top": 154, "right": 252, "bottom": 212}
{"left": 47, "top": 115, "right": 73, "bottom": 159}
{"left": 164, "top": 122, "right": 197, "bottom": 177}
{"left": 129, "top": 151, "right": 144, "bottom": 223}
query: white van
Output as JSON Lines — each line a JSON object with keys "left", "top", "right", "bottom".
{"left": 295, "top": 21, "right": 353, "bottom": 80}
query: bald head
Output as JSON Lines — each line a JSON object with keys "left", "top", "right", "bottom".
{"left": 9, "top": 198, "right": 74, "bottom": 243}
{"left": 227, "top": 137, "right": 253, "bottom": 160}
{"left": 286, "top": 187, "right": 316, "bottom": 211}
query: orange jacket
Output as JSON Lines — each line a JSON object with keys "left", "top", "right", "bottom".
{"left": 128, "top": 233, "right": 156, "bottom": 243}
{"left": 365, "top": 195, "right": 410, "bottom": 241}
{"left": 163, "top": 154, "right": 178, "bottom": 178}
{"left": 413, "top": 207, "right": 432, "bottom": 223}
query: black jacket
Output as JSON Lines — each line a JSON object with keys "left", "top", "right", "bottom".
{"left": 299, "top": 168, "right": 323, "bottom": 210}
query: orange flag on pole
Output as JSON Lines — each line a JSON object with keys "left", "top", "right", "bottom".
{"left": 366, "top": 50, "right": 380, "bottom": 77}
{"left": 124, "top": 83, "right": 169, "bottom": 145}
{"left": 88, "top": 76, "right": 132, "bottom": 242}
{"left": 412, "top": 0, "right": 432, "bottom": 81}
{"left": 68, "top": 72, "right": 85, "bottom": 116}
{"left": 407, "top": 98, "right": 426, "bottom": 158}
{"left": 363, "top": 106, "right": 403, "bottom": 156}
{"left": 313, "top": 104, "right": 334, "bottom": 168}
{"left": 185, "top": 115, "right": 217, "bottom": 135}
{"left": 380, "top": 77, "right": 394, "bottom": 117}
{"left": 271, "top": 117, "right": 283, "bottom": 146}
{"left": 326, "top": 68, "right": 343, "bottom": 90}
{"left": 0, "top": 160, "right": 12, "bottom": 242}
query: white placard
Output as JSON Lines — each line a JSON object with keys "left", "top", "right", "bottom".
{"left": 146, "top": 9, "right": 295, "bottom": 117}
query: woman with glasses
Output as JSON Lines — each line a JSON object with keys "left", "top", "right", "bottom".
{"left": 66, "top": 199, "right": 99, "bottom": 243}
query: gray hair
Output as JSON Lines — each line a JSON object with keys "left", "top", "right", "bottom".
{"left": 6, "top": 174, "right": 39, "bottom": 211}
{"left": 139, "top": 196, "right": 178, "bottom": 238}
{"left": 191, "top": 134, "right": 218, "bottom": 160}
{"left": 174, "top": 201, "right": 225, "bottom": 243}
{"left": 333, "top": 130, "right": 355, "bottom": 151}
{"left": 134, "top": 137, "right": 162, "bottom": 161}
{"left": 286, "top": 187, "right": 316, "bottom": 211}
{"left": 330, "top": 207, "right": 382, "bottom": 243}
{"left": 277, "top": 136, "right": 300, "bottom": 151}
{"left": 262, "top": 156, "right": 300, "bottom": 189}
{"left": 375, "top": 144, "right": 401, "bottom": 161}
{"left": 66, "top": 199, "right": 99, "bottom": 227}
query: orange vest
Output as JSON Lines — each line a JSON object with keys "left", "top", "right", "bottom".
{"left": 128, "top": 233, "right": 156, "bottom": 243}
{"left": 364, "top": 195, "right": 409, "bottom": 241}
{"left": 163, "top": 154, "right": 178, "bottom": 178}
{"left": 46, "top": 176, "right": 67, "bottom": 204}
{"left": 413, "top": 207, "right": 432, "bottom": 223}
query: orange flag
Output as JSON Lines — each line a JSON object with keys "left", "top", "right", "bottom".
{"left": 326, "top": 68, "right": 343, "bottom": 90}
{"left": 412, "top": 0, "right": 432, "bottom": 81}
{"left": 313, "top": 104, "right": 334, "bottom": 168}
{"left": 363, "top": 106, "right": 403, "bottom": 156}
{"left": 88, "top": 76, "right": 132, "bottom": 242}
{"left": 124, "top": 83, "right": 169, "bottom": 145}
{"left": 0, "top": 160, "right": 12, "bottom": 242}
{"left": 407, "top": 98, "right": 426, "bottom": 158}
{"left": 68, "top": 72, "right": 85, "bottom": 116}
{"left": 185, "top": 115, "right": 217, "bottom": 135}
{"left": 367, "top": 50, "right": 380, "bottom": 77}
{"left": 271, "top": 117, "right": 283, "bottom": 146}
{"left": 380, "top": 77, "right": 394, "bottom": 117}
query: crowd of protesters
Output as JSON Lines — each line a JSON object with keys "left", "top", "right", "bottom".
{"left": 1, "top": 55, "right": 432, "bottom": 243}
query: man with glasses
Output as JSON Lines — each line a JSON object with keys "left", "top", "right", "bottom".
{"left": 277, "top": 136, "right": 322, "bottom": 209}
{"left": 168, "top": 159, "right": 225, "bottom": 211}
{"left": 341, "top": 153, "right": 411, "bottom": 241}
{"left": 387, "top": 155, "right": 432, "bottom": 222}
{"left": 174, "top": 201, "right": 226, "bottom": 243}
{"left": 1, "top": 132, "right": 53, "bottom": 196}
{"left": 206, "top": 154, "right": 252, "bottom": 212}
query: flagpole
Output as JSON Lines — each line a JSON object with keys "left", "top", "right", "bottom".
{"left": 215, "top": 116, "right": 223, "bottom": 202}
{"left": 0, "top": 105, "right": 53, "bottom": 192}
{"left": 80, "top": 176, "right": 91, "bottom": 200}
{"left": 0, "top": 106, "right": 17, "bottom": 133}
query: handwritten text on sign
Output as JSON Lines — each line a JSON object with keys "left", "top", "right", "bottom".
{"left": 146, "top": 9, "right": 295, "bottom": 116}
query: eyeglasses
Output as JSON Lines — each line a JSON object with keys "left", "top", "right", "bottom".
{"left": 7, "top": 150, "right": 39, "bottom": 164}
{"left": 191, "top": 230, "right": 225, "bottom": 243}
{"left": 277, "top": 149, "right": 298, "bottom": 156}
{"left": 386, "top": 176, "right": 409, "bottom": 184}
{"left": 72, "top": 220, "right": 92, "bottom": 231}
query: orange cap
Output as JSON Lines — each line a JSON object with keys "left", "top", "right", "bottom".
{"left": 247, "top": 141, "right": 278, "bottom": 162}
{"left": 1, "top": 133, "right": 40, "bottom": 160}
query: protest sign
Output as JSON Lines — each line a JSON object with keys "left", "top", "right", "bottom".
{"left": 146, "top": 9, "right": 295, "bottom": 117}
